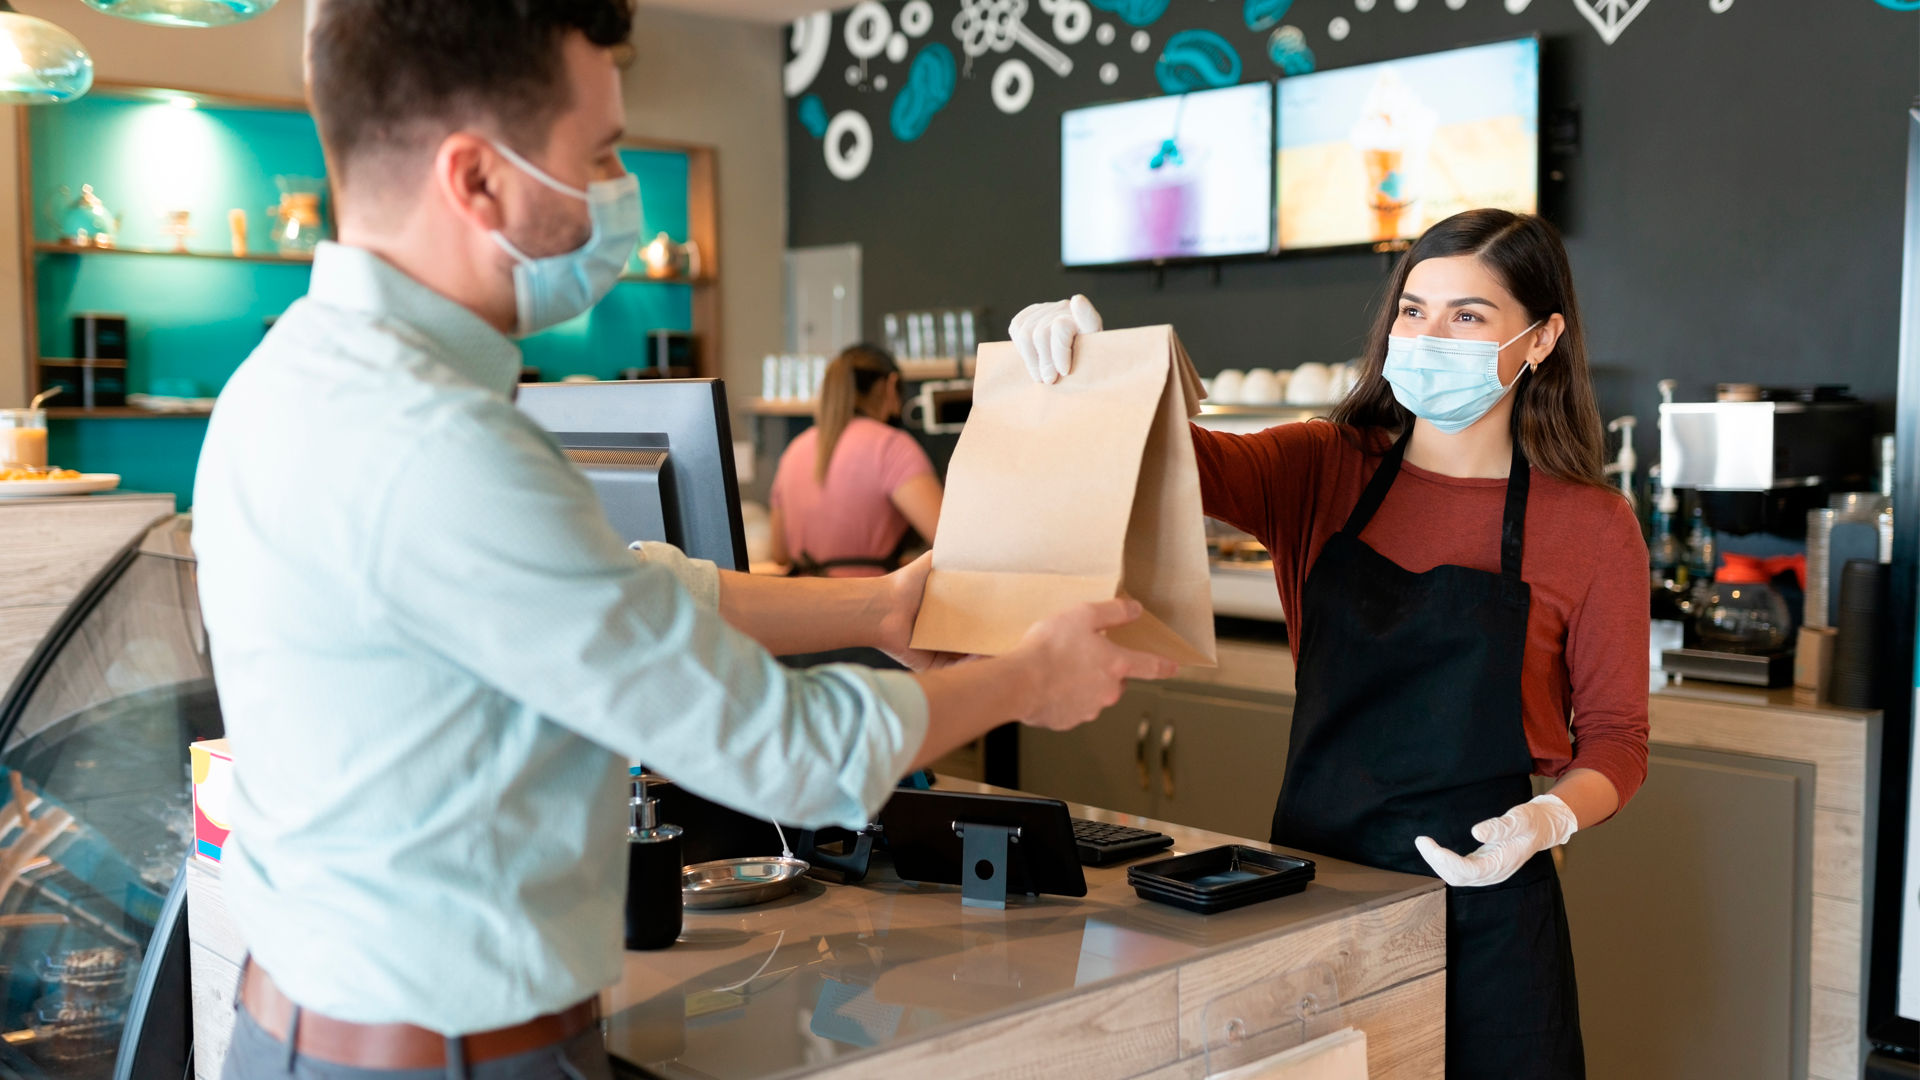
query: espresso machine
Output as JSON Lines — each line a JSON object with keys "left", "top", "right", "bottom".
{"left": 1657, "top": 387, "right": 1879, "bottom": 687}
{"left": 1660, "top": 389, "right": 1877, "bottom": 539}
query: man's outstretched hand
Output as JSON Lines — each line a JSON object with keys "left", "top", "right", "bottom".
{"left": 875, "top": 553, "right": 969, "bottom": 672}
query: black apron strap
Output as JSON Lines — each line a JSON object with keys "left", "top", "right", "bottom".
{"left": 1501, "top": 430, "right": 1530, "bottom": 581}
{"left": 1339, "top": 426, "right": 1413, "bottom": 539}
{"left": 1340, "top": 424, "right": 1531, "bottom": 579}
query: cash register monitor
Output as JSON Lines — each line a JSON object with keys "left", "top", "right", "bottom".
{"left": 515, "top": 379, "right": 750, "bottom": 570}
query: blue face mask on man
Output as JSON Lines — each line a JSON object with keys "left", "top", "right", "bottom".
{"left": 1382, "top": 319, "right": 1544, "bottom": 434}
{"left": 487, "top": 140, "right": 642, "bottom": 337}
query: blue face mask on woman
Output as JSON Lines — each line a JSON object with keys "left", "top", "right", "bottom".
{"left": 1382, "top": 319, "right": 1543, "bottom": 434}
{"left": 487, "top": 140, "right": 643, "bottom": 337}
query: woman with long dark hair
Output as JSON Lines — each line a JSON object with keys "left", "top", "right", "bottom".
{"left": 1016, "top": 210, "right": 1648, "bottom": 1078}
{"left": 769, "top": 343, "right": 943, "bottom": 576}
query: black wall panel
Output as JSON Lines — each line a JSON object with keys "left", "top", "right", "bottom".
{"left": 786, "top": 0, "right": 1920, "bottom": 439}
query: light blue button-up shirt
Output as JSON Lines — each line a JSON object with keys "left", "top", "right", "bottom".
{"left": 192, "top": 243, "right": 928, "bottom": 1034}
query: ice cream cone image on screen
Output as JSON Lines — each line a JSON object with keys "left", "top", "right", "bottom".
{"left": 1349, "top": 69, "right": 1437, "bottom": 242}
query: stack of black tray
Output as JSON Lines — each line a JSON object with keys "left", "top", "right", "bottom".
{"left": 1127, "top": 845, "right": 1315, "bottom": 914}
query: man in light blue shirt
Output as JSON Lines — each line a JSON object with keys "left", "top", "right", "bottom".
{"left": 195, "top": 4, "right": 1175, "bottom": 1080}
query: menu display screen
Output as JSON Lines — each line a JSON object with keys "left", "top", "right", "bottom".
{"left": 1276, "top": 38, "right": 1539, "bottom": 251}
{"left": 1061, "top": 82, "right": 1274, "bottom": 267}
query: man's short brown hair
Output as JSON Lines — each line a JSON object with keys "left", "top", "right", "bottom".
{"left": 309, "top": 0, "right": 633, "bottom": 189}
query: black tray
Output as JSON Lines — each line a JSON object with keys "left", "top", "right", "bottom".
{"left": 1130, "top": 875, "right": 1310, "bottom": 914}
{"left": 1127, "top": 845, "right": 1315, "bottom": 898}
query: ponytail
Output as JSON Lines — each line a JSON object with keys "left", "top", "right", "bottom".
{"left": 814, "top": 344, "right": 900, "bottom": 483}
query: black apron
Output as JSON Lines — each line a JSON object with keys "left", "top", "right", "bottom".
{"left": 1271, "top": 427, "right": 1584, "bottom": 1079}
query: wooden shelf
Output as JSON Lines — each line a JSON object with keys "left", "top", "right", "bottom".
{"left": 33, "top": 241, "right": 314, "bottom": 266}
{"left": 747, "top": 398, "right": 817, "bottom": 417}
{"left": 46, "top": 407, "right": 211, "bottom": 419}
{"left": 896, "top": 358, "right": 977, "bottom": 381}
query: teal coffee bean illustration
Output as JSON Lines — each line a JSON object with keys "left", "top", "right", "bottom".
{"left": 1268, "top": 25, "right": 1315, "bottom": 76}
{"left": 1156, "top": 29, "right": 1241, "bottom": 93}
{"left": 890, "top": 42, "right": 957, "bottom": 142}
{"left": 1244, "top": 0, "right": 1293, "bottom": 31}
{"left": 1089, "top": 0, "right": 1170, "bottom": 27}
{"left": 798, "top": 94, "right": 829, "bottom": 139}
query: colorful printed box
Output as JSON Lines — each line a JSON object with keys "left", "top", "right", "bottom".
{"left": 190, "top": 738, "right": 233, "bottom": 865}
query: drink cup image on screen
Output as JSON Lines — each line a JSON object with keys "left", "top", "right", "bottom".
{"left": 1276, "top": 38, "right": 1539, "bottom": 252}
{"left": 1349, "top": 69, "right": 1436, "bottom": 242}
{"left": 1117, "top": 100, "right": 1208, "bottom": 258}
{"left": 1061, "top": 82, "right": 1273, "bottom": 267}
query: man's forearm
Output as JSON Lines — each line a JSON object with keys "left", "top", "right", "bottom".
{"left": 908, "top": 656, "right": 1037, "bottom": 769}
{"left": 716, "top": 569, "right": 887, "bottom": 655}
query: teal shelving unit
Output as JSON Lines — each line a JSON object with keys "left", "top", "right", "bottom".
{"left": 21, "top": 85, "right": 714, "bottom": 508}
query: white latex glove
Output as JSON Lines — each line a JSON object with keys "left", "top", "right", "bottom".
{"left": 1009, "top": 295, "right": 1103, "bottom": 384}
{"left": 1413, "top": 793, "right": 1578, "bottom": 888}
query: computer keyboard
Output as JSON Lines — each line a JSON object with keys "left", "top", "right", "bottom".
{"left": 1072, "top": 817, "right": 1174, "bottom": 866}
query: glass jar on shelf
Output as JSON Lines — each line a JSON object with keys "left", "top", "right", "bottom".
{"left": 268, "top": 175, "right": 327, "bottom": 257}
{"left": 57, "top": 184, "right": 117, "bottom": 247}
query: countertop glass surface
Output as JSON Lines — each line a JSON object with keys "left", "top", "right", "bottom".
{"left": 602, "top": 781, "right": 1436, "bottom": 1080}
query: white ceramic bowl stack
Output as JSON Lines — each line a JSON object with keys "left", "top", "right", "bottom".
{"left": 1204, "top": 361, "right": 1361, "bottom": 407}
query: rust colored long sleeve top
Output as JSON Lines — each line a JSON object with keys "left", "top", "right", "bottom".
{"left": 1193, "top": 420, "right": 1651, "bottom": 811}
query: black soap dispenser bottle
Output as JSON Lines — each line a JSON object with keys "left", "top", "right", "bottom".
{"left": 625, "top": 775, "right": 683, "bottom": 951}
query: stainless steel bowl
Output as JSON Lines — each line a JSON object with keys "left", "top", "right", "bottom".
{"left": 682, "top": 856, "right": 811, "bottom": 910}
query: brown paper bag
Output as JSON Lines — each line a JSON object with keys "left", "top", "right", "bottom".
{"left": 910, "top": 325, "right": 1216, "bottom": 667}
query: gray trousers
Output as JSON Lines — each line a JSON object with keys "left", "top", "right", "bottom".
{"left": 220, "top": 1007, "right": 616, "bottom": 1080}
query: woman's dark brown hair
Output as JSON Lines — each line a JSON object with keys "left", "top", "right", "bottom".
{"left": 1329, "top": 209, "right": 1615, "bottom": 493}
{"left": 813, "top": 344, "right": 900, "bottom": 483}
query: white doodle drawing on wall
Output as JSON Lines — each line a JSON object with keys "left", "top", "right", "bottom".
{"left": 1095, "top": 22, "right": 1116, "bottom": 44}
{"left": 824, "top": 110, "right": 873, "bottom": 180}
{"left": 1575, "top": 0, "right": 1653, "bottom": 43}
{"left": 887, "top": 32, "right": 909, "bottom": 61}
{"left": 1130, "top": 29, "right": 1151, "bottom": 52}
{"left": 1709, "top": 0, "right": 1733, "bottom": 11}
{"left": 844, "top": 1, "right": 891, "bottom": 66}
{"left": 1329, "top": 15, "right": 1350, "bottom": 38}
{"left": 954, "top": 0, "right": 1074, "bottom": 78}
{"left": 900, "top": 0, "right": 934, "bottom": 36}
{"left": 1099, "top": 61, "right": 1119, "bottom": 83}
{"left": 1040, "top": 0, "right": 1093, "bottom": 44}
{"left": 1355, "top": 0, "right": 1376, "bottom": 10}
{"left": 993, "top": 57, "right": 1036, "bottom": 113}
{"left": 1395, "top": 0, "right": 1416, "bottom": 12}
{"left": 784, "top": 11, "right": 831, "bottom": 97}
{"left": 1505, "top": 0, "right": 1532, "bottom": 12}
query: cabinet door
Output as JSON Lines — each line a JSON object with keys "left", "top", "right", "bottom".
{"left": 1558, "top": 745, "right": 1810, "bottom": 1080}
{"left": 1017, "top": 686, "right": 1158, "bottom": 818}
{"left": 1153, "top": 691, "right": 1292, "bottom": 841}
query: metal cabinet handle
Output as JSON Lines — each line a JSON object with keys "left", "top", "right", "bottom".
{"left": 1135, "top": 718, "right": 1151, "bottom": 790}
{"left": 1160, "top": 725, "right": 1175, "bottom": 799}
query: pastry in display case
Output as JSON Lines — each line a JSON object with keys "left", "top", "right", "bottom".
{"left": 0, "top": 515, "right": 217, "bottom": 1080}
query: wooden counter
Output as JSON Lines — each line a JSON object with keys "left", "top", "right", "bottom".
{"left": 186, "top": 777, "right": 1446, "bottom": 1080}
{"left": 0, "top": 492, "right": 174, "bottom": 690}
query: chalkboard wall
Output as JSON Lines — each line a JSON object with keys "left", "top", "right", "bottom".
{"left": 785, "top": 0, "right": 1920, "bottom": 448}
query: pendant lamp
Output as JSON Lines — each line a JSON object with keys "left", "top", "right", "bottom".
{"left": 80, "top": 0, "right": 278, "bottom": 28}
{"left": 0, "top": 2, "right": 91, "bottom": 104}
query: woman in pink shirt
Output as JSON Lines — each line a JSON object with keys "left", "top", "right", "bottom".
{"left": 769, "top": 345, "right": 943, "bottom": 577}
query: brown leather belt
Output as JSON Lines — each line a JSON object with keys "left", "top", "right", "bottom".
{"left": 241, "top": 962, "right": 599, "bottom": 1070}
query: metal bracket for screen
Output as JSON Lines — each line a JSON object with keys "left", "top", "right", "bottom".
{"left": 953, "top": 822, "right": 1021, "bottom": 909}
{"left": 557, "top": 432, "right": 682, "bottom": 551}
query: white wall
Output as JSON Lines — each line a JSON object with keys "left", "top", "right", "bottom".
{"left": 0, "top": 1, "right": 786, "bottom": 407}
{"left": 621, "top": 6, "right": 787, "bottom": 403}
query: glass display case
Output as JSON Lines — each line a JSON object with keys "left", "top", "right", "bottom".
{"left": 0, "top": 515, "right": 217, "bottom": 1080}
